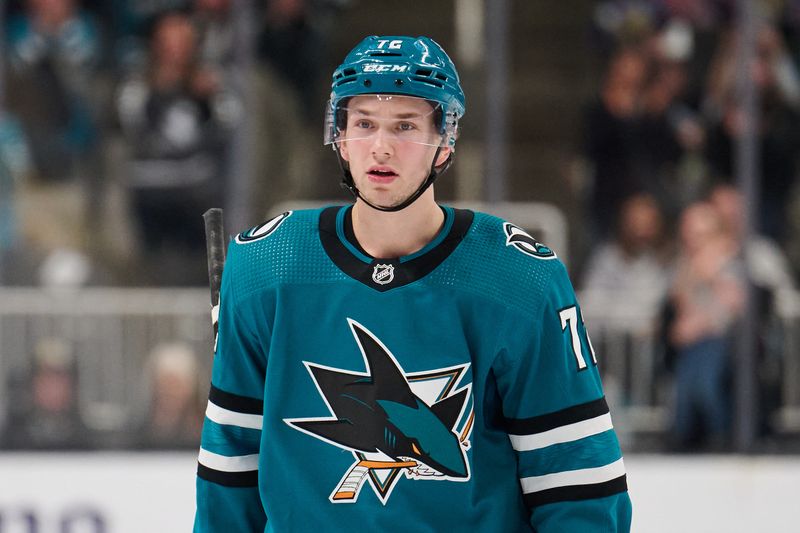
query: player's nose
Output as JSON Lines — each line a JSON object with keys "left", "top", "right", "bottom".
{"left": 370, "top": 129, "right": 394, "bottom": 158}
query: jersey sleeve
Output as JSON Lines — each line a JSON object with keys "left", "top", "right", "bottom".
{"left": 493, "top": 260, "right": 632, "bottom": 532}
{"left": 194, "top": 241, "right": 268, "bottom": 532}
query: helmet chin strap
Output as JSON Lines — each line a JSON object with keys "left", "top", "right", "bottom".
{"left": 335, "top": 145, "right": 451, "bottom": 213}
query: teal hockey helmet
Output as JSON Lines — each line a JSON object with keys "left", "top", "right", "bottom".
{"left": 327, "top": 35, "right": 465, "bottom": 212}
{"left": 325, "top": 35, "right": 465, "bottom": 148}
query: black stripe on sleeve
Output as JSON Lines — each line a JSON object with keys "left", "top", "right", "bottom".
{"left": 197, "top": 463, "right": 259, "bottom": 488}
{"left": 504, "top": 397, "right": 609, "bottom": 436}
{"left": 209, "top": 384, "right": 264, "bottom": 415}
{"left": 523, "top": 475, "right": 628, "bottom": 510}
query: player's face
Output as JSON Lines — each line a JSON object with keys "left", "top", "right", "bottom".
{"left": 338, "top": 95, "right": 451, "bottom": 209}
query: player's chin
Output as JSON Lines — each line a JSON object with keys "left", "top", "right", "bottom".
{"left": 358, "top": 184, "right": 401, "bottom": 205}
{"left": 361, "top": 194, "right": 402, "bottom": 210}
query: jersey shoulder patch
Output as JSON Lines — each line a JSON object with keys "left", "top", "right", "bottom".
{"left": 469, "top": 212, "right": 557, "bottom": 261}
{"left": 235, "top": 211, "right": 293, "bottom": 244}
{"left": 501, "top": 222, "right": 557, "bottom": 260}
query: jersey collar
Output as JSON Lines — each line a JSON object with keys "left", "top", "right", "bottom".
{"left": 319, "top": 205, "right": 474, "bottom": 292}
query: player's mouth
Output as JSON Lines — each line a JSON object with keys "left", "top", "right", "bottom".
{"left": 367, "top": 166, "right": 399, "bottom": 184}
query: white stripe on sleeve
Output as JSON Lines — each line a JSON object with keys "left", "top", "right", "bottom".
{"left": 520, "top": 458, "right": 626, "bottom": 494}
{"left": 206, "top": 400, "right": 263, "bottom": 430}
{"left": 509, "top": 413, "right": 614, "bottom": 452}
{"left": 198, "top": 448, "right": 260, "bottom": 472}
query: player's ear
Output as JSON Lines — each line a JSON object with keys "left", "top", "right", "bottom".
{"left": 338, "top": 140, "right": 350, "bottom": 162}
{"left": 435, "top": 146, "right": 451, "bottom": 167}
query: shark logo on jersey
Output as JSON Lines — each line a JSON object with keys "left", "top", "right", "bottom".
{"left": 503, "top": 222, "right": 556, "bottom": 259}
{"left": 284, "top": 319, "right": 474, "bottom": 505}
{"left": 371, "top": 263, "right": 395, "bottom": 285}
{"left": 235, "top": 211, "right": 292, "bottom": 243}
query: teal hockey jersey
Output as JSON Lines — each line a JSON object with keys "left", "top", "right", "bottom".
{"left": 194, "top": 206, "right": 632, "bottom": 532}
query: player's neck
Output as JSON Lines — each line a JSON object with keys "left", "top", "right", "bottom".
{"left": 351, "top": 192, "right": 444, "bottom": 259}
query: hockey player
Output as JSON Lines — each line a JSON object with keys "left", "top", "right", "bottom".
{"left": 194, "top": 35, "right": 632, "bottom": 532}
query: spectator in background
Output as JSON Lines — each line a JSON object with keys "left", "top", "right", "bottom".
{"left": 5, "top": 0, "right": 101, "bottom": 183}
{"left": 105, "top": 0, "right": 192, "bottom": 70}
{"left": 579, "top": 193, "right": 673, "bottom": 417}
{"left": 581, "top": 193, "right": 673, "bottom": 329}
{"left": 638, "top": 53, "right": 706, "bottom": 223}
{"left": 138, "top": 342, "right": 203, "bottom": 449}
{"left": 4, "top": 337, "right": 91, "bottom": 449}
{"left": 582, "top": 47, "right": 649, "bottom": 240}
{"left": 668, "top": 201, "right": 745, "bottom": 451}
{"left": 116, "top": 11, "right": 237, "bottom": 285}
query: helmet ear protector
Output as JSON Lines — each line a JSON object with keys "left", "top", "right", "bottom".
{"left": 326, "top": 36, "right": 465, "bottom": 212}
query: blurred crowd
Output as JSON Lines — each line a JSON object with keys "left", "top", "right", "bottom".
{"left": 579, "top": 0, "right": 800, "bottom": 451}
{"left": 0, "top": 0, "right": 798, "bottom": 452}
{"left": 0, "top": 0, "right": 349, "bottom": 288}
{"left": 1, "top": 336, "right": 206, "bottom": 450}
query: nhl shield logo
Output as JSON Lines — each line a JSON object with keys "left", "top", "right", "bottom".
{"left": 372, "top": 264, "right": 395, "bottom": 285}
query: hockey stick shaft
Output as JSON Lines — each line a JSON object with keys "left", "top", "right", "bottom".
{"left": 203, "top": 208, "right": 226, "bottom": 350}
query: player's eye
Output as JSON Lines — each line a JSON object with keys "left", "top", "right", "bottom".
{"left": 354, "top": 119, "right": 372, "bottom": 129}
{"left": 397, "top": 122, "right": 416, "bottom": 132}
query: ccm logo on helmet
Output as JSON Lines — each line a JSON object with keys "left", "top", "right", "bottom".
{"left": 376, "top": 39, "right": 403, "bottom": 49}
{"left": 363, "top": 64, "right": 408, "bottom": 73}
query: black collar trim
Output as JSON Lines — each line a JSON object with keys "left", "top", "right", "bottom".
{"left": 319, "top": 205, "right": 474, "bottom": 292}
